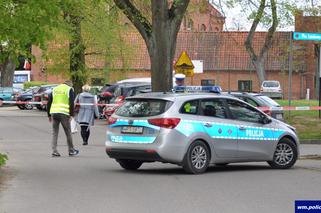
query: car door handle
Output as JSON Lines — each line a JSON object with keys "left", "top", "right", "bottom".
{"left": 239, "top": 126, "right": 246, "bottom": 130}
{"left": 204, "top": 123, "right": 212, "bottom": 128}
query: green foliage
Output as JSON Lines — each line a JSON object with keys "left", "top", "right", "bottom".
{"left": 23, "top": 81, "right": 52, "bottom": 89}
{"left": 44, "top": 0, "right": 134, "bottom": 85}
{"left": 0, "top": 153, "right": 8, "bottom": 167}
{"left": 0, "top": 0, "right": 61, "bottom": 61}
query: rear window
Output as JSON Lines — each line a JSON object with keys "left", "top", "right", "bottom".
{"left": 263, "top": 81, "right": 279, "bottom": 87}
{"left": 255, "top": 95, "right": 280, "bottom": 107}
{"left": 115, "top": 99, "right": 173, "bottom": 117}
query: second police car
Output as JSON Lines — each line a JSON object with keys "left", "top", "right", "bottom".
{"left": 105, "top": 86, "right": 299, "bottom": 174}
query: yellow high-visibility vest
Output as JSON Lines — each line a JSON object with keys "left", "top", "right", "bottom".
{"left": 50, "top": 84, "right": 71, "bottom": 115}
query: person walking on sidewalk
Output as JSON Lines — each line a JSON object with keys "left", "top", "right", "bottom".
{"left": 75, "top": 84, "right": 99, "bottom": 145}
{"left": 47, "top": 80, "right": 79, "bottom": 157}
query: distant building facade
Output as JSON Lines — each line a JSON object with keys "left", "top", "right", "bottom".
{"left": 30, "top": 3, "right": 321, "bottom": 99}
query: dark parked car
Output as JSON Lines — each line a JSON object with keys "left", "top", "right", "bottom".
{"left": 226, "top": 92, "right": 284, "bottom": 121}
{"left": 103, "top": 83, "right": 151, "bottom": 119}
{"left": 33, "top": 85, "right": 57, "bottom": 111}
{"left": 15, "top": 86, "right": 40, "bottom": 110}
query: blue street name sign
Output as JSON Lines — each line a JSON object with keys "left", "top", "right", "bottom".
{"left": 293, "top": 32, "right": 321, "bottom": 41}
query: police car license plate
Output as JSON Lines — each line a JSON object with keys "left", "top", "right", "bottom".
{"left": 121, "top": 126, "right": 143, "bottom": 134}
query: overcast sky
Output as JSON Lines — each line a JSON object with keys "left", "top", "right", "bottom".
{"left": 210, "top": 0, "right": 321, "bottom": 32}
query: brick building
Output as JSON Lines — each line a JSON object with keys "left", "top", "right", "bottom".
{"left": 30, "top": 3, "right": 321, "bottom": 99}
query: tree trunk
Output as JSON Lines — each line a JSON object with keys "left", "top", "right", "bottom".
{"left": 149, "top": 14, "right": 176, "bottom": 92}
{"left": 253, "top": 59, "right": 266, "bottom": 86}
{"left": 0, "top": 56, "right": 15, "bottom": 87}
{"left": 113, "top": 0, "right": 189, "bottom": 92}
{"left": 69, "top": 14, "right": 86, "bottom": 95}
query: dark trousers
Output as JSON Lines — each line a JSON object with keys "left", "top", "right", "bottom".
{"left": 51, "top": 113, "right": 74, "bottom": 152}
{"left": 80, "top": 124, "right": 90, "bottom": 143}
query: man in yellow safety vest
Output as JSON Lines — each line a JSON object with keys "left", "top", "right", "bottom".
{"left": 47, "top": 81, "right": 79, "bottom": 157}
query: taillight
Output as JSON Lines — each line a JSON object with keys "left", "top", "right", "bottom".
{"left": 148, "top": 118, "right": 181, "bottom": 129}
{"left": 107, "top": 117, "right": 117, "bottom": 125}
{"left": 263, "top": 109, "right": 272, "bottom": 116}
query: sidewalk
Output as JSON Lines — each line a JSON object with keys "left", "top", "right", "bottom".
{"left": 301, "top": 140, "right": 321, "bottom": 144}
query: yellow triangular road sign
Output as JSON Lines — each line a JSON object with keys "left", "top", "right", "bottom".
{"left": 175, "top": 51, "right": 194, "bottom": 69}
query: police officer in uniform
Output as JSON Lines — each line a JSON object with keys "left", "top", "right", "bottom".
{"left": 174, "top": 73, "right": 186, "bottom": 86}
{"left": 47, "top": 81, "right": 79, "bottom": 157}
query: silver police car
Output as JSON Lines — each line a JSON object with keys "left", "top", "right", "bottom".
{"left": 105, "top": 90, "right": 299, "bottom": 174}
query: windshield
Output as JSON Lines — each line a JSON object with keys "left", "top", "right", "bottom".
{"left": 263, "top": 81, "right": 279, "bottom": 87}
{"left": 255, "top": 95, "right": 280, "bottom": 107}
{"left": 116, "top": 99, "right": 172, "bottom": 117}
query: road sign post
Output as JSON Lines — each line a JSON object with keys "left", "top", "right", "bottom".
{"left": 288, "top": 32, "right": 293, "bottom": 117}
{"left": 293, "top": 32, "right": 321, "bottom": 119}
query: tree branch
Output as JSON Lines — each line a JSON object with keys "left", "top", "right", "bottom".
{"left": 244, "top": 0, "right": 266, "bottom": 62}
{"left": 169, "top": 0, "right": 190, "bottom": 37}
{"left": 259, "top": 0, "right": 278, "bottom": 59}
{"left": 113, "top": 0, "right": 152, "bottom": 44}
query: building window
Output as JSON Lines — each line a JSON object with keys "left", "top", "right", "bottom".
{"left": 201, "top": 79, "right": 215, "bottom": 86}
{"left": 201, "top": 24, "right": 206, "bottom": 32}
{"left": 238, "top": 80, "right": 252, "bottom": 92}
{"left": 187, "top": 19, "right": 193, "bottom": 31}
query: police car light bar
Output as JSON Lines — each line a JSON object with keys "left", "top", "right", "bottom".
{"left": 174, "top": 86, "right": 222, "bottom": 93}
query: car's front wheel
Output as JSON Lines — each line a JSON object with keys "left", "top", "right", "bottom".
{"left": 183, "top": 140, "right": 210, "bottom": 174}
{"left": 17, "top": 104, "right": 25, "bottom": 110}
{"left": 116, "top": 159, "right": 143, "bottom": 170}
{"left": 268, "top": 138, "right": 297, "bottom": 169}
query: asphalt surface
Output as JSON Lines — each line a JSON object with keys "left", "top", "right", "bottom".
{"left": 1, "top": 106, "right": 321, "bottom": 213}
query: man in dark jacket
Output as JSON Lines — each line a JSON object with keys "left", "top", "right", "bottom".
{"left": 47, "top": 81, "right": 79, "bottom": 157}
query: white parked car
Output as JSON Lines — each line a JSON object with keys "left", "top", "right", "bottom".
{"left": 260, "top": 81, "right": 283, "bottom": 99}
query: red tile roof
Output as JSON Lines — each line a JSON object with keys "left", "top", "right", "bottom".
{"left": 86, "top": 31, "right": 293, "bottom": 71}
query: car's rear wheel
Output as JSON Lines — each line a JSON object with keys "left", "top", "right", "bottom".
{"left": 183, "top": 140, "right": 210, "bottom": 174}
{"left": 268, "top": 138, "right": 297, "bottom": 169}
{"left": 116, "top": 159, "right": 143, "bottom": 170}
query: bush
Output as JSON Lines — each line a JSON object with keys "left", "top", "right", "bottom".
{"left": 23, "top": 81, "right": 52, "bottom": 89}
{"left": 0, "top": 153, "right": 8, "bottom": 167}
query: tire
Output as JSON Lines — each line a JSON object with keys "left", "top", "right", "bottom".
{"left": 116, "top": 159, "right": 143, "bottom": 170}
{"left": 36, "top": 105, "right": 43, "bottom": 110}
{"left": 24, "top": 99, "right": 33, "bottom": 110}
{"left": 183, "top": 140, "right": 210, "bottom": 174}
{"left": 17, "top": 104, "right": 26, "bottom": 110}
{"left": 268, "top": 138, "right": 298, "bottom": 169}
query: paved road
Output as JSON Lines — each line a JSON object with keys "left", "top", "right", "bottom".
{"left": 1, "top": 107, "right": 321, "bottom": 213}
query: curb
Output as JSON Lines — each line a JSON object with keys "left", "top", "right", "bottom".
{"left": 300, "top": 140, "right": 321, "bottom": 145}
